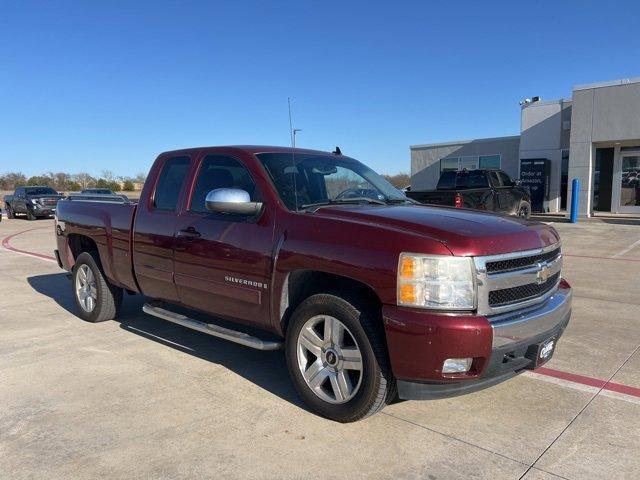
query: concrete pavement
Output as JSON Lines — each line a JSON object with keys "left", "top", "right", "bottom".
{"left": 0, "top": 217, "right": 639, "bottom": 479}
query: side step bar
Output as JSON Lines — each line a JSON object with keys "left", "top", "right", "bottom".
{"left": 142, "top": 303, "right": 283, "bottom": 351}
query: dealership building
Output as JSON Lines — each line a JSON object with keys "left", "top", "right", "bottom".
{"left": 410, "top": 77, "right": 640, "bottom": 216}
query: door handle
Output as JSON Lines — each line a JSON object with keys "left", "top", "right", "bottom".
{"left": 177, "top": 227, "right": 201, "bottom": 239}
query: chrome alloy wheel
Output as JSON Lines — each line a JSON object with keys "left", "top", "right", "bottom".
{"left": 296, "top": 315, "right": 363, "bottom": 404}
{"left": 75, "top": 264, "right": 97, "bottom": 313}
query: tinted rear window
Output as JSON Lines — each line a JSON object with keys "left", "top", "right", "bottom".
{"left": 153, "top": 156, "right": 190, "bottom": 210}
{"left": 437, "top": 171, "right": 488, "bottom": 189}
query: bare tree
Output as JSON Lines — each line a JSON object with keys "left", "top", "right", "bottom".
{"left": 74, "top": 172, "right": 94, "bottom": 188}
{"left": 101, "top": 170, "right": 115, "bottom": 182}
{"left": 0, "top": 172, "right": 27, "bottom": 190}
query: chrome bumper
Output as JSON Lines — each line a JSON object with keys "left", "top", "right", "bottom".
{"left": 490, "top": 287, "right": 572, "bottom": 348}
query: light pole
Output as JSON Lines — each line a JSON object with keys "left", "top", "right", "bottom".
{"left": 292, "top": 128, "right": 302, "bottom": 148}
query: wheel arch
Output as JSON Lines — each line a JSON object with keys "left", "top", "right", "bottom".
{"left": 278, "top": 269, "right": 383, "bottom": 335}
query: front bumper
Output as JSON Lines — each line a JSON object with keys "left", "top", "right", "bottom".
{"left": 32, "top": 204, "right": 56, "bottom": 215}
{"left": 383, "top": 280, "right": 572, "bottom": 400}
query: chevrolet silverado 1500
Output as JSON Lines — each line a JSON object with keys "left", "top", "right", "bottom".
{"left": 54, "top": 146, "right": 571, "bottom": 422}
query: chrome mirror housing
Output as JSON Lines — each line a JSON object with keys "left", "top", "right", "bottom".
{"left": 205, "top": 188, "right": 262, "bottom": 216}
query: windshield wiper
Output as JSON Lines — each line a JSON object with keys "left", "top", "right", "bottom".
{"left": 300, "top": 197, "right": 387, "bottom": 210}
{"left": 385, "top": 197, "right": 419, "bottom": 205}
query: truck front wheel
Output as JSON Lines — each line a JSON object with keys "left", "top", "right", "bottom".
{"left": 285, "top": 293, "right": 395, "bottom": 422}
{"left": 6, "top": 205, "right": 14, "bottom": 219}
{"left": 72, "top": 252, "right": 122, "bottom": 322}
{"left": 26, "top": 206, "right": 37, "bottom": 220}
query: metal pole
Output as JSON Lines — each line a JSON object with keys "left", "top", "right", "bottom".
{"left": 570, "top": 178, "right": 580, "bottom": 223}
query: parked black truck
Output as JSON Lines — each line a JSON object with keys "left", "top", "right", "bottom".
{"left": 406, "top": 169, "right": 532, "bottom": 218}
{"left": 4, "top": 186, "right": 64, "bottom": 220}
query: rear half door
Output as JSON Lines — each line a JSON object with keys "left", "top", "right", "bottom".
{"left": 173, "top": 152, "right": 274, "bottom": 328}
{"left": 496, "top": 171, "right": 519, "bottom": 213}
{"left": 133, "top": 155, "right": 192, "bottom": 302}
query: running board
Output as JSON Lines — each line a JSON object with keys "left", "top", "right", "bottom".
{"left": 142, "top": 303, "right": 283, "bottom": 351}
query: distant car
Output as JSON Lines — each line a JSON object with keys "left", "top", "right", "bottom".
{"left": 4, "top": 186, "right": 64, "bottom": 220}
{"left": 81, "top": 188, "right": 116, "bottom": 195}
{"left": 77, "top": 189, "right": 130, "bottom": 202}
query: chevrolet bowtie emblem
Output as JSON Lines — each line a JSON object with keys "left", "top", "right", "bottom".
{"left": 536, "top": 263, "right": 550, "bottom": 284}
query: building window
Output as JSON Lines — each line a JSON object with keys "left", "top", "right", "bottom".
{"left": 440, "top": 154, "right": 501, "bottom": 172}
{"left": 440, "top": 157, "right": 459, "bottom": 171}
{"left": 479, "top": 154, "right": 501, "bottom": 169}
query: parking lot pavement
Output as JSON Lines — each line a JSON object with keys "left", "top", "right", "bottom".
{"left": 1, "top": 217, "right": 639, "bottom": 479}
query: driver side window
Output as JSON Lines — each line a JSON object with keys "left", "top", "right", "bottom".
{"left": 189, "top": 155, "right": 258, "bottom": 213}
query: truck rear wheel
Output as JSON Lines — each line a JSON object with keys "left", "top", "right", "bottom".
{"left": 72, "top": 252, "right": 122, "bottom": 323}
{"left": 285, "top": 292, "right": 395, "bottom": 422}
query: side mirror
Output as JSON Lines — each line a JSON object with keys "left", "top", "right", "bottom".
{"left": 205, "top": 188, "right": 262, "bottom": 216}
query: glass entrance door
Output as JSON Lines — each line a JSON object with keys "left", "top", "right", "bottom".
{"left": 619, "top": 154, "right": 640, "bottom": 212}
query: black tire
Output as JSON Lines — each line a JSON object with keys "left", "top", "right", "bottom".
{"left": 26, "top": 206, "right": 37, "bottom": 220}
{"left": 285, "top": 292, "right": 395, "bottom": 422}
{"left": 72, "top": 252, "right": 123, "bottom": 323}
{"left": 517, "top": 201, "right": 531, "bottom": 219}
{"left": 6, "top": 205, "right": 14, "bottom": 219}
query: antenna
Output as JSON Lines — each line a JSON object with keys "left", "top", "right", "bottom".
{"left": 288, "top": 97, "right": 299, "bottom": 211}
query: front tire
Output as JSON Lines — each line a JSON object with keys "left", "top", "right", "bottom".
{"left": 6, "top": 205, "right": 14, "bottom": 219}
{"left": 26, "top": 207, "right": 36, "bottom": 220}
{"left": 517, "top": 201, "right": 531, "bottom": 219}
{"left": 72, "top": 252, "right": 123, "bottom": 322}
{"left": 285, "top": 292, "right": 395, "bottom": 422}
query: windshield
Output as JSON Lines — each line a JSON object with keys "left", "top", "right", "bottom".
{"left": 256, "top": 153, "right": 407, "bottom": 210}
{"left": 26, "top": 187, "right": 58, "bottom": 195}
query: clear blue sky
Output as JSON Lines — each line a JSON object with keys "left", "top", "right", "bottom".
{"left": 1, "top": 0, "right": 639, "bottom": 178}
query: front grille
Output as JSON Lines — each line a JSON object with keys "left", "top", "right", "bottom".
{"left": 489, "top": 272, "right": 560, "bottom": 307}
{"left": 486, "top": 247, "right": 560, "bottom": 274}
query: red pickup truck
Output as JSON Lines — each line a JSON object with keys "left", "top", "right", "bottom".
{"left": 54, "top": 146, "right": 571, "bottom": 422}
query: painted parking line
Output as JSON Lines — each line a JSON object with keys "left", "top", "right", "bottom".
{"left": 612, "top": 237, "right": 640, "bottom": 258}
{"left": 1, "top": 226, "right": 57, "bottom": 263}
{"left": 564, "top": 253, "right": 640, "bottom": 262}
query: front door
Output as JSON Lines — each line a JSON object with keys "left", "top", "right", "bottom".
{"left": 173, "top": 153, "right": 274, "bottom": 328}
{"left": 618, "top": 154, "right": 640, "bottom": 213}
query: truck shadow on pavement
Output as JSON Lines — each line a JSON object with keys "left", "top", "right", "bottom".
{"left": 27, "top": 272, "right": 307, "bottom": 412}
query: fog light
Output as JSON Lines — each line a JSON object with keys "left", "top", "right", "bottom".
{"left": 442, "top": 358, "right": 472, "bottom": 373}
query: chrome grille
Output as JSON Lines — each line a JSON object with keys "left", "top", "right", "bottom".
{"left": 485, "top": 247, "right": 561, "bottom": 274}
{"left": 474, "top": 243, "right": 562, "bottom": 316}
{"left": 489, "top": 272, "right": 560, "bottom": 307}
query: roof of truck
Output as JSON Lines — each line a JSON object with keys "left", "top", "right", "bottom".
{"left": 159, "top": 145, "right": 342, "bottom": 157}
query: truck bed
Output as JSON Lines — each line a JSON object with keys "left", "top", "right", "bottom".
{"left": 407, "top": 188, "right": 489, "bottom": 209}
{"left": 56, "top": 197, "right": 139, "bottom": 292}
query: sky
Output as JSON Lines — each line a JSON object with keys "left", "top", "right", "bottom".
{"left": 1, "top": 0, "right": 640, "bottom": 178}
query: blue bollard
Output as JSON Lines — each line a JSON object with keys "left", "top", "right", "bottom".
{"left": 570, "top": 178, "right": 580, "bottom": 223}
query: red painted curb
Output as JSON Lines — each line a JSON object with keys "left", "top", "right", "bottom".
{"left": 536, "top": 366, "right": 640, "bottom": 398}
{"left": 1, "top": 227, "right": 56, "bottom": 261}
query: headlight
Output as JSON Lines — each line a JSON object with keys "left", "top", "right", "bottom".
{"left": 397, "top": 253, "right": 475, "bottom": 310}
{"left": 31, "top": 199, "right": 38, "bottom": 204}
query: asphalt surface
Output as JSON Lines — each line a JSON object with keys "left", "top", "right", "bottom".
{"left": 1, "top": 216, "right": 639, "bottom": 479}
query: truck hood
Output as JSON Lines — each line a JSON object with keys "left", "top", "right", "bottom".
{"left": 312, "top": 204, "right": 560, "bottom": 256}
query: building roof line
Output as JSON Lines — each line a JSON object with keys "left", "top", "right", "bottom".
{"left": 410, "top": 135, "right": 520, "bottom": 149}
{"left": 573, "top": 77, "right": 640, "bottom": 91}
